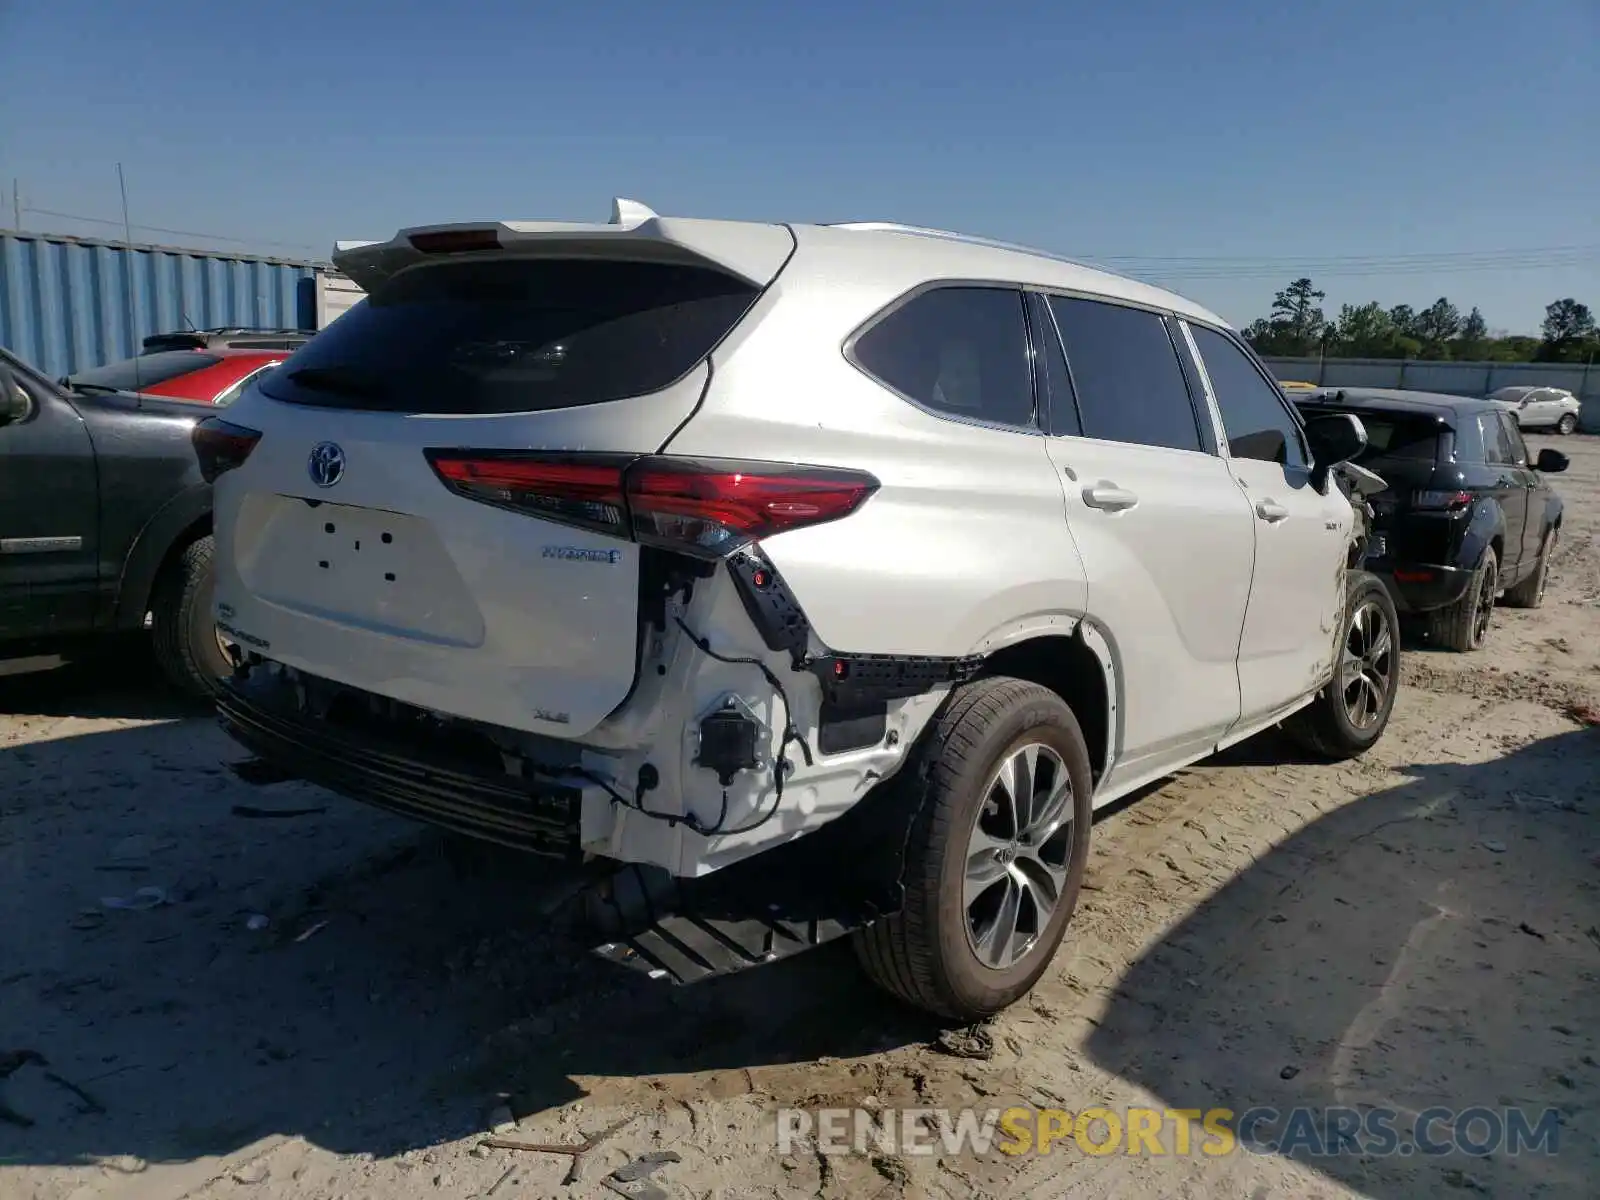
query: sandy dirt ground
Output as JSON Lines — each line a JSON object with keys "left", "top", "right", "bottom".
{"left": 3, "top": 435, "right": 1598, "bottom": 1200}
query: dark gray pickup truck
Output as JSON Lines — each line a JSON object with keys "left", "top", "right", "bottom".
{"left": 0, "top": 347, "right": 228, "bottom": 696}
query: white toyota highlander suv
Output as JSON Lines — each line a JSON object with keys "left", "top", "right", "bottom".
{"left": 199, "top": 199, "right": 1399, "bottom": 1021}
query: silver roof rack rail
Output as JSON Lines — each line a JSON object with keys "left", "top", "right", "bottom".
{"left": 828, "top": 221, "right": 1092, "bottom": 270}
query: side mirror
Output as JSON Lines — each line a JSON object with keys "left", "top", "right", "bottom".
{"left": 0, "top": 363, "right": 31, "bottom": 428}
{"left": 1305, "top": 412, "right": 1368, "bottom": 488}
{"left": 1535, "top": 448, "right": 1569, "bottom": 473}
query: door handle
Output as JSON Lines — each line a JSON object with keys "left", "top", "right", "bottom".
{"left": 1254, "top": 498, "right": 1289, "bottom": 523}
{"left": 1082, "top": 483, "right": 1139, "bottom": 512}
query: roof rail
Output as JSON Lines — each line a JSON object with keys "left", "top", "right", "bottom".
{"left": 827, "top": 221, "right": 1094, "bottom": 270}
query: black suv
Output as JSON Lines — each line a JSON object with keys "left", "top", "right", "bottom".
{"left": 0, "top": 347, "right": 228, "bottom": 696}
{"left": 1293, "top": 387, "right": 1567, "bottom": 652}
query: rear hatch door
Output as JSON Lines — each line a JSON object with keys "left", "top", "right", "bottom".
{"left": 1331, "top": 406, "right": 1458, "bottom": 563}
{"left": 214, "top": 220, "right": 792, "bottom": 736}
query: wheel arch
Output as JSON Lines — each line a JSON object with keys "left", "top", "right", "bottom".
{"left": 1464, "top": 499, "right": 1506, "bottom": 571}
{"left": 1546, "top": 493, "right": 1564, "bottom": 533}
{"left": 113, "top": 484, "right": 213, "bottom": 628}
{"left": 975, "top": 623, "right": 1119, "bottom": 788}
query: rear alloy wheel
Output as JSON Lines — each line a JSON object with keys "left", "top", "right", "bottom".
{"left": 1429, "top": 545, "right": 1497, "bottom": 653}
{"left": 1283, "top": 571, "right": 1400, "bottom": 760}
{"left": 1556, "top": 413, "right": 1578, "bottom": 436}
{"left": 854, "top": 677, "right": 1093, "bottom": 1020}
{"left": 1503, "top": 528, "right": 1556, "bottom": 609}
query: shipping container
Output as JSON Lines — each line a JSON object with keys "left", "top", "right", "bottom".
{"left": 0, "top": 230, "right": 332, "bottom": 380}
{"left": 316, "top": 269, "right": 366, "bottom": 328}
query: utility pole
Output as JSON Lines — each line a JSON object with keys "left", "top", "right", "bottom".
{"left": 116, "top": 163, "right": 143, "bottom": 394}
{"left": 11, "top": 179, "right": 19, "bottom": 231}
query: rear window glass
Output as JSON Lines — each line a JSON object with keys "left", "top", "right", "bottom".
{"left": 69, "top": 351, "right": 221, "bottom": 391}
{"left": 1328, "top": 409, "right": 1442, "bottom": 463}
{"left": 259, "top": 259, "right": 760, "bottom": 414}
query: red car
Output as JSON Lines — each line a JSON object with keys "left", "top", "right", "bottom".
{"left": 63, "top": 348, "right": 287, "bottom": 406}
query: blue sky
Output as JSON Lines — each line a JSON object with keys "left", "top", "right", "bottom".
{"left": 3, "top": 0, "right": 1596, "bottom": 333}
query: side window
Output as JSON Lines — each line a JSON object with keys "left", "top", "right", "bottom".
{"left": 1500, "top": 414, "right": 1530, "bottom": 466}
{"left": 852, "top": 286, "right": 1034, "bottom": 428}
{"left": 1187, "top": 324, "right": 1308, "bottom": 468}
{"left": 1046, "top": 295, "right": 1205, "bottom": 452}
{"left": 1025, "top": 292, "right": 1081, "bottom": 437}
{"left": 2, "top": 357, "right": 49, "bottom": 423}
{"left": 215, "top": 366, "right": 273, "bottom": 407}
{"left": 214, "top": 379, "right": 246, "bottom": 407}
{"left": 1477, "top": 415, "right": 1511, "bottom": 465}
{"left": 2, "top": 372, "right": 34, "bottom": 425}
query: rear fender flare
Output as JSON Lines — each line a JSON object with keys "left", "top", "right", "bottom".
{"left": 1539, "top": 493, "right": 1564, "bottom": 538}
{"left": 114, "top": 483, "right": 213, "bottom": 628}
{"left": 965, "top": 612, "right": 1121, "bottom": 790}
{"left": 1072, "top": 619, "right": 1120, "bottom": 787}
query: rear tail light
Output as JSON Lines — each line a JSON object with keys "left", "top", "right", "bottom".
{"left": 193, "top": 417, "right": 262, "bottom": 482}
{"left": 426, "top": 453, "right": 631, "bottom": 538}
{"left": 424, "top": 451, "right": 879, "bottom": 558}
{"left": 1412, "top": 489, "right": 1473, "bottom": 511}
{"left": 624, "top": 458, "right": 879, "bottom": 555}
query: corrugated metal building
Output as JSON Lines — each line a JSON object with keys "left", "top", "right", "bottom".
{"left": 0, "top": 230, "right": 333, "bottom": 380}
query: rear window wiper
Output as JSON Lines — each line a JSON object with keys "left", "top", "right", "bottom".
{"left": 284, "top": 365, "right": 386, "bottom": 399}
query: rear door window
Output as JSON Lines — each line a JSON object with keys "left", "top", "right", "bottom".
{"left": 259, "top": 259, "right": 761, "bottom": 414}
{"left": 1046, "top": 296, "right": 1206, "bottom": 452}
{"left": 1499, "top": 413, "right": 1531, "bottom": 466}
{"left": 1478, "top": 414, "right": 1514, "bottom": 465}
{"left": 1187, "top": 324, "right": 1308, "bottom": 468}
{"left": 852, "top": 286, "right": 1034, "bottom": 428}
{"left": 1317, "top": 410, "right": 1442, "bottom": 465}
{"left": 68, "top": 351, "right": 221, "bottom": 392}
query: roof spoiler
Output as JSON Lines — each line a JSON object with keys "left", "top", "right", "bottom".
{"left": 331, "top": 198, "right": 794, "bottom": 293}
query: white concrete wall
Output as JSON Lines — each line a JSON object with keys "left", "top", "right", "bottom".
{"left": 1264, "top": 357, "right": 1599, "bottom": 432}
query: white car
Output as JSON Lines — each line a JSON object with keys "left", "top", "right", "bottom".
{"left": 1487, "top": 385, "right": 1582, "bottom": 435}
{"left": 197, "top": 199, "right": 1398, "bottom": 1019}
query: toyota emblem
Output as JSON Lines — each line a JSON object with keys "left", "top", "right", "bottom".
{"left": 308, "top": 442, "right": 345, "bottom": 488}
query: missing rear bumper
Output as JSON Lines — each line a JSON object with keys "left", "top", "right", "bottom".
{"left": 217, "top": 668, "right": 584, "bottom": 859}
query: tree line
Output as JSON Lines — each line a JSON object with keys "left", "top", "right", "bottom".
{"left": 1242, "top": 279, "right": 1598, "bottom": 364}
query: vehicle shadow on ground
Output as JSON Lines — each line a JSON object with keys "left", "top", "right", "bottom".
{"left": 0, "top": 699, "right": 937, "bottom": 1177}
{"left": 1084, "top": 726, "right": 1600, "bottom": 1198}
{"left": 0, "top": 644, "right": 202, "bottom": 721}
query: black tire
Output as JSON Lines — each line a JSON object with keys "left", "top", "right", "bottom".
{"left": 149, "top": 535, "right": 231, "bottom": 701}
{"left": 1282, "top": 571, "right": 1400, "bottom": 761}
{"left": 1556, "top": 413, "right": 1577, "bottom": 436}
{"left": 1502, "top": 528, "right": 1556, "bottom": 609}
{"left": 1428, "top": 545, "right": 1497, "bottom": 653}
{"left": 853, "top": 676, "right": 1093, "bottom": 1021}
